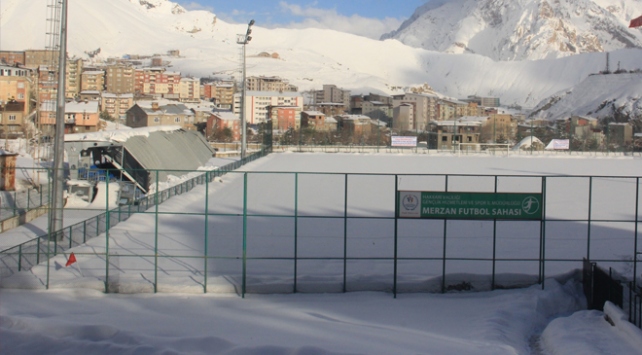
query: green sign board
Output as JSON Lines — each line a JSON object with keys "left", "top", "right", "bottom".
{"left": 398, "top": 191, "right": 543, "bottom": 220}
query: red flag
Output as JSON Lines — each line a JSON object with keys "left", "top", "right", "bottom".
{"left": 629, "top": 15, "right": 642, "bottom": 28}
{"left": 65, "top": 252, "right": 77, "bottom": 267}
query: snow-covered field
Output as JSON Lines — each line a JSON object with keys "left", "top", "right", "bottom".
{"left": 3, "top": 152, "right": 642, "bottom": 354}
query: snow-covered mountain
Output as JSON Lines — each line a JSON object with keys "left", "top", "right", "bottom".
{"left": 383, "top": 0, "right": 642, "bottom": 61}
{"left": 2, "top": 0, "right": 642, "bottom": 112}
{"left": 530, "top": 72, "right": 642, "bottom": 120}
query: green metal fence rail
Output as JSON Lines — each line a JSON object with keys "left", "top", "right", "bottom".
{"left": 0, "top": 149, "right": 270, "bottom": 281}
{"left": 1, "top": 164, "right": 641, "bottom": 300}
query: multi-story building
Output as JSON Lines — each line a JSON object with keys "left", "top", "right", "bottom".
{"left": 81, "top": 70, "right": 105, "bottom": 92}
{"left": 134, "top": 68, "right": 181, "bottom": 98}
{"left": 207, "top": 111, "right": 240, "bottom": 141}
{"left": 0, "top": 65, "right": 32, "bottom": 115}
{"left": 0, "top": 51, "right": 26, "bottom": 66}
{"left": 301, "top": 111, "right": 331, "bottom": 131}
{"left": 392, "top": 103, "right": 415, "bottom": 132}
{"left": 39, "top": 100, "right": 100, "bottom": 135}
{"left": 125, "top": 102, "right": 195, "bottom": 130}
{"left": 179, "top": 77, "right": 201, "bottom": 102}
{"left": 105, "top": 64, "right": 135, "bottom": 94}
{"left": 0, "top": 100, "right": 28, "bottom": 136}
{"left": 465, "top": 95, "right": 500, "bottom": 108}
{"left": 246, "top": 76, "right": 297, "bottom": 92}
{"left": 335, "top": 115, "right": 372, "bottom": 136}
{"left": 267, "top": 105, "right": 301, "bottom": 131}
{"left": 314, "top": 84, "right": 350, "bottom": 110}
{"left": 438, "top": 98, "right": 469, "bottom": 120}
{"left": 101, "top": 93, "right": 134, "bottom": 120}
{"left": 24, "top": 49, "right": 59, "bottom": 68}
{"left": 203, "top": 80, "right": 235, "bottom": 108}
{"left": 233, "top": 91, "right": 304, "bottom": 125}
{"left": 37, "top": 66, "right": 58, "bottom": 108}
{"left": 429, "top": 120, "right": 482, "bottom": 150}
{"left": 362, "top": 100, "right": 393, "bottom": 122}
{"left": 392, "top": 93, "right": 439, "bottom": 132}
{"left": 65, "top": 58, "right": 83, "bottom": 99}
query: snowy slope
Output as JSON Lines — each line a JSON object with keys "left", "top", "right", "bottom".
{"left": 383, "top": 0, "right": 642, "bottom": 61}
{"left": 531, "top": 72, "right": 642, "bottom": 120}
{"left": 3, "top": 0, "right": 642, "bottom": 107}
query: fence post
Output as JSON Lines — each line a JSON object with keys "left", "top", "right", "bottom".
{"left": 154, "top": 170, "right": 160, "bottom": 293}
{"left": 83, "top": 220, "right": 87, "bottom": 244}
{"left": 540, "top": 176, "right": 548, "bottom": 289}
{"left": 393, "top": 175, "right": 398, "bottom": 298}
{"left": 18, "top": 244, "right": 22, "bottom": 271}
{"left": 587, "top": 177, "right": 593, "bottom": 260}
{"left": 13, "top": 190, "right": 16, "bottom": 217}
{"left": 242, "top": 172, "right": 248, "bottom": 298}
{"left": 492, "top": 176, "right": 498, "bottom": 290}
{"left": 27, "top": 188, "right": 30, "bottom": 210}
{"left": 343, "top": 174, "right": 348, "bottom": 293}
{"left": 634, "top": 178, "right": 640, "bottom": 291}
{"left": 68, "top": 226, "right": 72, "bottom": 249}
{"left": 204, "top": 171, "right": 209, "bottom": 294}
{"left": 442, "top": 175, "right": 449, "bottom": 293}
{"left": 105, "top": 176, "right": 111, "bottom": 293}
{"left": 293, "top": 172, "right": 298, "bottom": 293}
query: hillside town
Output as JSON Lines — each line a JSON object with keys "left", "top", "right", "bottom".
{"left": 0, "top": 48, "right": 636, "bottom": 152}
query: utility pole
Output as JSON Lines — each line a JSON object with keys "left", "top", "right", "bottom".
{"left": 237, "top": 20, "right": 254, "bottom": 160}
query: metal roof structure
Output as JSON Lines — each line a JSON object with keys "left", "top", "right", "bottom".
{"left": 65, "top": 127, "right": 214, "bottom": 193}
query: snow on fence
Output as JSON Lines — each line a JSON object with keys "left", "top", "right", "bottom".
{"left": 1, "top": 164, "right": 642, "bottom": 298}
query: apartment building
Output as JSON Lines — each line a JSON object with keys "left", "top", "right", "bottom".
{"left": 267, "top": 105, "right": 301, "bottom": 131}
{"left": 207, "top": 111, "right": 240, "bottom": 141}
{"left": 335, "top": 115, "right": 372, "bottom": 136}
{"left": 0, "top": 65, "right": 32, "bottom": 115}
{"left": 362, "top": 100, "right": 393, "bottom": 121}
{"left": 438, "top": 98, "right": 469, "bottom": 120}
{"left": 101, "top": 93, "right": 134, "bottom": 120}
{"left": 105, "top": 64, "right": 135, "bottom": 94}
{"left": 0, "top": 51, "right": 25, "bottom": 66}
{"left": 66, "top": 59, "right": 83, "bottom": 99}
{"left": 392, "top": 103, "right": 415, "bottom": 132}
{"left": 0, "top": 100, "right": 28, "bottom": 136}
{"left": 179, "top": 77, "right": 201, "bottom": 102}
{"left": 246, "top": 76, "right": 297, "bottom": 92}
{"left": 465, "top": 95, "right": 501, "bottom": 108}
{"left": 80, "top": 70, "right": 105, "bottom": 92}
{"left": 429, "top": 120, "right": 482, "bottom": 150}
{"left": 134, "top": 68, "right": 181, "bottom": 98}
{"left": 233, "top": 91, "right": 304, "bottom": 125}
{"left": 39, "top": 100, "right": 100, "bottom": 135}
{"left": 24, "top": 49, "right": 59, "bottom": 68}
{"left": 37, "top": 66, "right": 57, "bottom": 106}
{"left": 203, "top": 80, "right": 235, "bottom": 108}
{"left": 314, "top": 84, "right": 350, "bottom": 110}
{"left": 392, "top": 93, "right": 439, "bottom": 131}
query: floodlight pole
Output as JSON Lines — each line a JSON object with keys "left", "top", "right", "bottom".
{"left": 50, "top": 0, "right": 68, "bottom": 240}
{"left": 237, "top": 20, "right": 254, "bottom": 160}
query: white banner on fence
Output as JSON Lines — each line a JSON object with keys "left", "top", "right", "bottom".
{"left": 545, "top": 139, "right": 570, "bottom": 150}
{"left": 391, "top": 136, "right": 418, "bottom": 147}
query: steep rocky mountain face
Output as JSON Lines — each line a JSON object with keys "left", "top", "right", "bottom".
{"left": 382, "top": 0, "right": 642, "bottom": 61}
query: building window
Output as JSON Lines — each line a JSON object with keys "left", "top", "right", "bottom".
{"left": 154, "top": 117, "right": 160, "bottom": 123}
{"left": 174, "top": 117, "right": 181, "bottom": 123}
{"left": 9, "top": 115, "right": 16, "bottom": 121}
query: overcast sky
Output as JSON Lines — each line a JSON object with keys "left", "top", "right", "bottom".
{"left": 174, "top": 0, "right": 428, "bottom": 39}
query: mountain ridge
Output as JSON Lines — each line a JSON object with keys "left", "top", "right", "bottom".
{"left": 383, "top": 0, "right": 642, "bottom": 61}
{"left": 2, "top": 0, "right": 642, "bottom": 117}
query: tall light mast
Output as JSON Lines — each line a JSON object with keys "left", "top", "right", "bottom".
{"left": 49, "top": 0, "right": 68, "bottom": 240}
{"left": 237, "top": 20, "right": 254, "bottom": 160}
